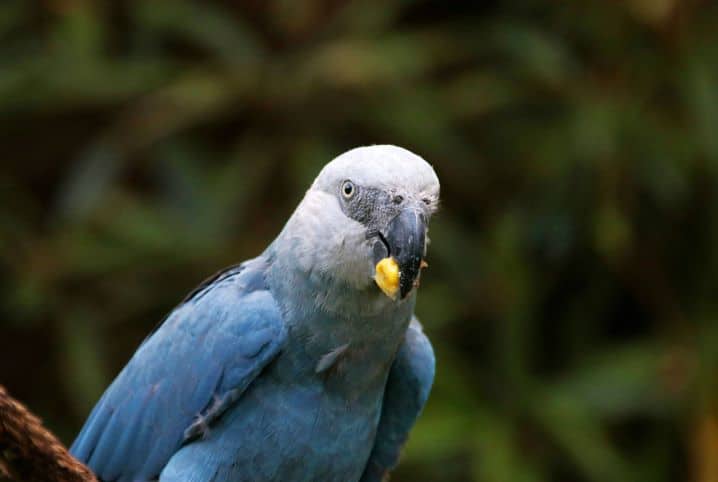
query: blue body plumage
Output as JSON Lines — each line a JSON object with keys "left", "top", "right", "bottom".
{"left": 71, "top": 145, "right": 439, "bottom": 481}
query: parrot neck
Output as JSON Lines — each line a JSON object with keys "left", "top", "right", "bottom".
{"left": 263, "top": 243, "right": 414, "bottom": 389}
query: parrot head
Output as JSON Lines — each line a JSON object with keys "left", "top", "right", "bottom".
{"left": 289, "top": 145, "right": 439, "bottom": 303}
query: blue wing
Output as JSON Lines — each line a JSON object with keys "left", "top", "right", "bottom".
{"left": 360, "top": 317, "right": 435, "bottom": 482}
{"left": 70, "top": 257, "right": 287, "bottom": 482}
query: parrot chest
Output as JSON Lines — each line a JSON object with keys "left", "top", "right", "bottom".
{"left": 180, "top": 368, "right": 386, "bottom": 482}
{"left": 163, "top": 306, "right": 409, "bottom": 481}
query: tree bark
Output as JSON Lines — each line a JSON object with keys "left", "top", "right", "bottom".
{"left": 0, "top": 384, "right": 97, "bottom": 482}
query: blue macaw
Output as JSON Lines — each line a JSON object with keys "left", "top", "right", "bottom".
{"left": 71, "top": 145, "right": 439, "bottom": 481}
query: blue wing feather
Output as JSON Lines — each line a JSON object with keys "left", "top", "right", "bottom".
{"left": 360, "top": 317, "right": 435, "bottom": 482}
{"left": 70, "top": 258, "right": 287, "bottom": 481}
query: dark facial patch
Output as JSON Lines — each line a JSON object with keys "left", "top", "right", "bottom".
{"left": 340, "top": 186, "right": 399, "bottom": 231}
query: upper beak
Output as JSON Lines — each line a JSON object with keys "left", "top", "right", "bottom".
{"left": 375, "top": 208, "right": 427, "bottom": 299}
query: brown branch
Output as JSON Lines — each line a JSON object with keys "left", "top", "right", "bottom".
{"left": 0, "top": 384, "right": 97, "bottom": 482}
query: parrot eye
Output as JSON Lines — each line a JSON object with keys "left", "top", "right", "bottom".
{"left": 341, "top": 180, "right": 355, "bottom": 199}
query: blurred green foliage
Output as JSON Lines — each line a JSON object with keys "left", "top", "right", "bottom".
{"left": 2, "top": 1, "right": 718, "bottom": 481}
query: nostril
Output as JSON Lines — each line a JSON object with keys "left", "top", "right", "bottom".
{"left": 393, "top": 195, "right": 404, "bottom": 205}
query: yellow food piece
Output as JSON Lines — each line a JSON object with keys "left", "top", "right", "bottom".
{"left": 375, "top": 257, "right": 400, "bottom": 299}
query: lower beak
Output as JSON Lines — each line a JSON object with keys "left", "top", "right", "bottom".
{"left": 374, "top": 209, "right": 427, "bottom": 299}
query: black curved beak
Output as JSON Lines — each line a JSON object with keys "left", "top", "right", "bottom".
{"left": 383, "top": 209, "right": 427, "bottom": 299}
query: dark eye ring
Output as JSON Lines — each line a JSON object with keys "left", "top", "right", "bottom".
{"left": 341, "top": 180, "right": 355, "bottom": 199}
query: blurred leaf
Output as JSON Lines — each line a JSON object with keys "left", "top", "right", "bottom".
{"left": 533, "top": 390, "right": 632, "bottom": 482}
{"left": 134, "top": 1, "right": 264, "bottom": 66}
{"left": 56, "top": 142, "right": 122, "bottom": 223}
{"left": 549, "top": 343, "right": 671, "bottom": 417}
{"left": 58, "top": 309, "right": 109, "bottom": 415}
{"left": 472, "top": 411, "right": 545, "bottom": 482}
{"left": 681, "top": 52, "right": 718, "bottom": 162}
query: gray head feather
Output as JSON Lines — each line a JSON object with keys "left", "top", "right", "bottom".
{"left": 270, "top": 145, "right": 439, "bottom": 313}
{"left": 311, "top": 145, "right": 439, "bottom": 199}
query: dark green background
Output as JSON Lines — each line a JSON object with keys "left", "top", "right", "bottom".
{"left": 2, "top": 1, "right": 716, "bottom": 481}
